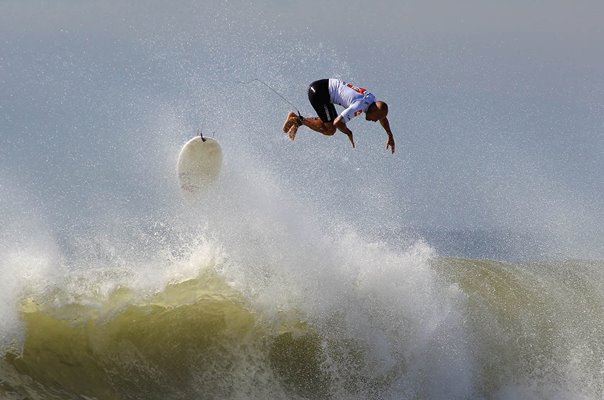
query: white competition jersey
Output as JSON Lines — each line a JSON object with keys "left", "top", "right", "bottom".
{"left": 328, "top": 79, "right": 376, "bottom": 123}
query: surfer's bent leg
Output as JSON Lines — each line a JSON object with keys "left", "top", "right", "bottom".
{"left": 305, "top": 79, "right": 337, "bottom": 135}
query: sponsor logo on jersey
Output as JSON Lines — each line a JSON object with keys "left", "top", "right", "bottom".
{"left": 346, "top": 83, "right": 367, "bottom": 94}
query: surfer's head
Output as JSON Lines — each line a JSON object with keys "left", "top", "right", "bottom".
{"left": 366, "top": 101, "right": 388, "bottom": 121}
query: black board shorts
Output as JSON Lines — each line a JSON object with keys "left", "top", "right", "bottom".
{"left": 308, "top": 79, "right": 337, "bottom": 123}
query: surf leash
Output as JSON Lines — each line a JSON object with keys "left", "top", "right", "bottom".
{"left": 197, "top": 128, "right": 217, "bottom": 142}
{"left": 239, "top": 78, "right": 303, "bottom": 119}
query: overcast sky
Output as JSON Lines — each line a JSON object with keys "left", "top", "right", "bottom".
{"left": 1, "top": 0, "right": 603, "bottom": 258}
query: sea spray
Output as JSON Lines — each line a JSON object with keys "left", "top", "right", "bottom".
{"left": 1, "top": 214, "right": 603, "bottom": 399}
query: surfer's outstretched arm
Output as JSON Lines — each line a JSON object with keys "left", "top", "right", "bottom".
{"left": 380, "top": 117, "right": 395, "bottom": 153}
{"left": 334, "top": 117, "right": 355, "bottom": 148}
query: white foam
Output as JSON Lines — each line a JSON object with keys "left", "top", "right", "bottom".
{"left": 185, "top": 150, "right": 474, "bottom": 398}
{"left": 0, "top": 176, "right": 62, "bottom": 351}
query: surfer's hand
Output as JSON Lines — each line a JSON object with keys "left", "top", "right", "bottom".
{"left": 345, "top": 131, "right": 355, "bottom": 148}
{"left": 386, "top": 135, "right": 395, "bottom": 154}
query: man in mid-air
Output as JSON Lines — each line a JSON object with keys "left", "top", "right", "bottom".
{"left": 282, "top": 78, "right": 395, "bottom": 153}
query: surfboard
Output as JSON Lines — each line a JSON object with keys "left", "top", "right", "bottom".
{"left": 177, "top": 136, "right": 222, "bottom": 200}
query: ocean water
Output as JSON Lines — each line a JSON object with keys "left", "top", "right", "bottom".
{"left": 1, "top": 183, "right": 602, "bottom": 399}
{"left": 2, "top": 2, "right": 603, "bottom": 399}
{"left": 1, "top": 246, "right": 603, "bottom": 399}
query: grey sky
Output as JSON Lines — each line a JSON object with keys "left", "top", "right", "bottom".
{"left": 1, "top": 0, "right": 603, "bottom": 258}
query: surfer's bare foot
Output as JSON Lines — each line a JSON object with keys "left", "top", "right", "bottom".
{"left": 288, "top": 123, "right": 298, "bottom": 140}
{"left": 282, "top": 112, "right": 297, "bottom": 133}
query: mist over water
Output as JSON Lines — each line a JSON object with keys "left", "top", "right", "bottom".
{"left": 2, "top": 0, "right": 602, "bottom": 257}
{"left": 1, "top": 1, "right": 603, "bottom": 399}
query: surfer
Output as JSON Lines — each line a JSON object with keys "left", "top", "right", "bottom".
{"left": 282, "top": 79, "right": 395, "bottom": 153}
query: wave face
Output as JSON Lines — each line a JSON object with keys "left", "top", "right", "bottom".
{"left": 1, "top": 232, "right": 602, "bottom": 400}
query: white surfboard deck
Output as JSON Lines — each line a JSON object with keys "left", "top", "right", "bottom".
{"left": 177, "top": 136, "right": 222, "bottom": 200}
